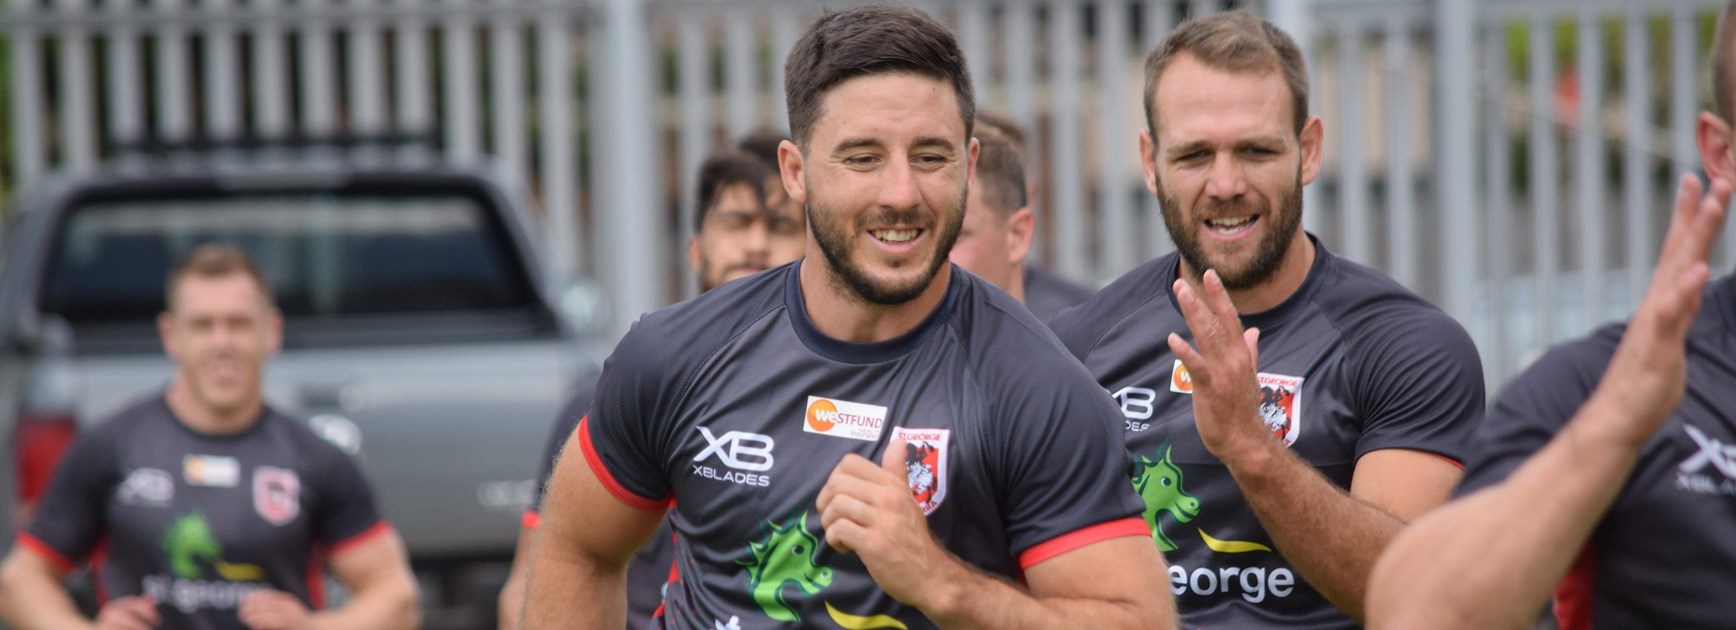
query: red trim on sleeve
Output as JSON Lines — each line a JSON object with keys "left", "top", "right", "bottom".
{"left": 1017, "top": 517, "right": 1150, "bottom": 570}
{"left": 578, "top": 416, "right": 673, "bottom": 512}
{"left": 1425, "top": 452, "right": 1465, "bottom": 470}
{"left": 1552, "top": 545, "right": 1595, "bottom": 630}
{"left": 521, "top": 510, "right": 541, "bottom": 530}
{"left": 307, "top": 549, "right": 326, "bottom": 609}
{"left": 327, "top": 521, "right": 394, "bottom": 557}
{"left": 16, "top": 533, "right": 77, "bottom": 573}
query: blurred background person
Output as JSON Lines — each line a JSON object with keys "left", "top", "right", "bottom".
{"left": 973, "top": 111, "right": 1097, "bottom": 321}
{"left": 0, "top": 244, "right": 419, "bottom": 630}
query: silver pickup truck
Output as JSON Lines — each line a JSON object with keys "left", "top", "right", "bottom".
{"left": 0, "top": 148, "right": 604, "bottom": 622}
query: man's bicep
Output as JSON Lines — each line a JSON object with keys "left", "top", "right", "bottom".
{"left": 539, "top": 420, "right": 667, "bottom": 568}
{"left": 1350, "top": 449, "right": 1464, "bottom": 521}
{"left": 1024, "top": 536, "right": 1170, "bottom": 611}
{"left": 327, "top": 527, "right": 413, "bottom": 593}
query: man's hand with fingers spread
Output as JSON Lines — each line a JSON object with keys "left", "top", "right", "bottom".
{"left": 817, "top": 437, "right": 959, "bottom": 612}
{"left": 1168, "top": 270, "right": 1269, "bottom": 466}
{"left": 1591, "top": 174, "right": 1733, "bottom": 446}
{"left": 94, "top": 596, "right": 159, "bottom": 630}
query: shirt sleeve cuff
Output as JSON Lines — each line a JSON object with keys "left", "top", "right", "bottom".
{"left": 1017, "top": 517, "right": 1149, "bottom": 570}
{"left": 578, "top": 416, "right": 673, "bottom": 512}
{"left": 327, "top": 521, "right": 394, "bottom": 557}
{"left": 16, "top": 532, "right": 78, "bottom": 573}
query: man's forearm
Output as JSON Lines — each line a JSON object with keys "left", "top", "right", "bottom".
{"left": 498, "top": 526, "right": 537, "bottom": 630}
{"left": 0, "top": 564, "right": 94, "bottom": 630}
{"left": 1225, "top": 443, "right": 1402, "bottom": 622}
{"left": 521, "top": 544, "right": 629, "bottom": 629}
{"left": 920, "top": 556, "right": 1167, "bottom": 630}
{"left": 1368, "top": 403, "right": 1645, "bottom": 629}
{"left": 307, "top": 577, "right": 419, "bottom": 630}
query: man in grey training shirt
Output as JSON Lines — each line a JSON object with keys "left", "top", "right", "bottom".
{"left": 1048, "top": 11, "right": 1483, "bottom": 628}
{"left": 524, "top": 6, "right": 1173, "bottom": 629}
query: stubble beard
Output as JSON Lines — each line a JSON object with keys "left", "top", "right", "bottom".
{"left": 807, "top": 182, "right": 968, "bottom": 306}
{"left": 1156, "top": 169, "right": 1304, "bottom": 291}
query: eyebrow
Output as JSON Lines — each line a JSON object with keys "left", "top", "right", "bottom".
{"left": 831, "top": 136, "right": 959, "bottom": 154}
{"left": 1165, "top": 136, "right": 1287, "bottom": 158}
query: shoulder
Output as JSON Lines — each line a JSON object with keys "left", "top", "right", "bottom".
{"left": 1494, "top": 324, "right": 1623, "bottom": 414}
{"left": 951, "top": 273, "right": 1106, "bottom": 399}
{"left": 81, "top": 396, "right": 173, "bottom": 451}
{"left": 609, "top": 264, "right": 789, "bottom": 370}
{"left": 1313, "top": 254, "right": 1480, "bottom": 364}
{"left": 261, "top": 408, "right": 360, "bottom": 470}
{"left": 1046, "top": 255, "right": 1176, "bottom": 360}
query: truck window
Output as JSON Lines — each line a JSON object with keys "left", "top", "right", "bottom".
{"left": 40, "top": 193, "right": 540, "bottom": 327}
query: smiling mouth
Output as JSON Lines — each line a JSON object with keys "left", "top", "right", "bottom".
{"left": 869, "top": 228, "right": 922, "bottom": 244}
{"left": 1204, "top": 215, "right": 1257, "bottom": 236}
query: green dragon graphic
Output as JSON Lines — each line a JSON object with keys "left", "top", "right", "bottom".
{"left": 741, "top": 511, "right": 834, "bottom": 622}
{"left": 1132, "top": 445, "right": 1200, "bottom": 552}
{"left": 161, "top": 512, "right": 263, "bottom": 581}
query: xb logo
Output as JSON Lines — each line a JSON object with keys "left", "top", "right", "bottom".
{"left": 1115, "top": 387, "right": 1157, "bottom": 420}
{"left": 695, "top": 427, "right": 775, "bottom": 472}
{"left": 1681, "top": 425, "right": 1736, "bottom": 479}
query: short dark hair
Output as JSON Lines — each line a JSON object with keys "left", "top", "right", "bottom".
{"left": 1714, "top": 1, "right": 1736, "bottom": 121}
{"left": 783, "top": 5, "right": 975, "bottom": 151}
{"left": 1143, "top": 10, "right": 1309, "bottom": 138}
{"left": 973, "top": 121, "right": 1027, "bottom": 216}
{"left": 974, "top": 111, "right": 1027, "bottom": 156}
{"left": 694, "top": 150, "right": 775, "bottom": 232}
{"left": 165, "top": 243, "right": 274, "bottom": 310}
{"left": 736, "top": 128, "right": 789, "bottom": 170}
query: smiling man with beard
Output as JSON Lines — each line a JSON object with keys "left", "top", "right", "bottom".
{"left": 1048, "top": 11, "right": 1484, "bottom": 629}
{"left": 523, "top": 5, "right": 1172, "bottom": 629}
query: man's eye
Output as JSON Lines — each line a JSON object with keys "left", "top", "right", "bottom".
{"left": 845, "top": 155, "right": 879, "bottom": 167}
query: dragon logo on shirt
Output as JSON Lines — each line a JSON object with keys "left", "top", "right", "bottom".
{"left": 162, "top": 512, "right": 264, "bottom": 581}
{"left": 1133, "top": 445, "right": 1199, "bottom": 552}
{"left": 740, "top": 512, "right": 908, "bottom": 629}
{"left": 743, "top": 512, "right": 833, "bottom": 622}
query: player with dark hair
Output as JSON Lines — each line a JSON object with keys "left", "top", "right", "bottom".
{"left": 523, "top": 5, "right": 1172, "bottom": 629}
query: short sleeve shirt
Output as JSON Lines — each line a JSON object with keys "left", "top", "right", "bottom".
{"left": 1457, "top": 275, "right": 1736, "bottom": 630}
{"left": 1048, "top": 239, "right": 1484, "bottom": 629}
{"left": 20, "top": 396, "right": 387, "bottom": 630}
{"left": 581, "top": 261, "right": 1147, "bottom": 630}
{"left": 1023, "top": 264, "right": 1096, "bottom": 322}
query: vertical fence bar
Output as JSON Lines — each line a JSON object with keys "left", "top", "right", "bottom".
{"left": 299, "top": 0, "right": 338, "bottom": 135}
{"left": 253, "top": 0, "right": 291, "bottom": 137}
{"left": 677, "top": 11, "right": 709, "bottom": 296}
{"left": 1004, "top": 0, "right": 1040, "bottom": 261}
{"left": 443, "top": 0, "right": 482, "bottom": 159}
{"left": 491, "top": 1, "right": 528, "bottom": 176}
{"left": 958, "top": 2, "right": 988, "bottom": 103}
{"left": 771, "top": 10, "right": 800, "bottom": 132}
{"left": 106, "top": 0, "right": 145, "bottom": 145}
{"left": 1623, "top": 7, "right": 1653, "bottom": 307}
{"left": 1097, "top": 1, "right": 1135, "bottom": 279}
{"left": 9, "top": 4, "right": 45, "bottom": 186}
{"left": 1482, "top": 21, "right": 1513, "bottom": 384}
{"left": 601, "top": 0, "right": 663, "bottom": 333}
{"left": 538, "top": 5, "right": 579, "bottom": 280}
{"left": 589, "top": 9, "right": 614, "bottom": 282}
{"left": 56, "top": 0, "right": 97, "bottom": 169}
{"left": 1143, "top": 0, "right": 1175, "bottom": 257}
{"left": 393, "top": 0, "right": 433, "bottom": 137}
{"left": 1438, "top": 0, "right": 1479, "bottom": 346}
{"left": 1051, "top": 1, "right": 1087, "bottom": 279}
{"left": 725, "top": 10, "right": 757, "bottom": 138}
{"left": 1383, "top": 16, "right": 1415, "bottom": 287}
{"left": 1670, "top": 5, "right": 1698, "bottom": 176}
{"left": 1528, "top": 13, "right": 1559, "bottom": 346}
{"left": 349, "top": 0, "right": 388, "bottom": 136}
{"left": 155, "top": 0, "right": 193, "bottom": 140}
{"left": 201, "top": 0, "right": 241, "bottom": 141}
{"left": 1574, "top": 10, "right": 1606, "bottom": 329}
{"left": 1336, "top": 26, "right": 1369, "bottom": 262}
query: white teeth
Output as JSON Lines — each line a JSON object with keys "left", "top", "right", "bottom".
{"left": 872, "top": 229, "right": 918, "bottom": 243}
{"left": 1206, "top": 216, "right": 1253, "bottom": 228}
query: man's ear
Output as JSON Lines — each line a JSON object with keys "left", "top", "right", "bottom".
{"left": 158, "top": 311, "right": 177, "bottom": 359}
{"left": 1298, "top": 116, "right": 1324, "bottom": 186}
{"left": 779, "top": 140, "right": 807, "bottom": 206}
{"left": 1698, "top": 111, "right": 1736, "bottom": 184}
{"left": 1006, "top": 207, "right": 1035, "bottom": 267}
{"left": 264, "top": 308, "right": 283, "bottom": 356}
{"left": 1139, "top": 131, "right": 1160, "bottom": 196}
{"left": 687, "top": 235, "right": 702, "bottom": 275}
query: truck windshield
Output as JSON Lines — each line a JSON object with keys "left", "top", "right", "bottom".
{"left": 41, "top": 192, "right": 540, "bottom": 327}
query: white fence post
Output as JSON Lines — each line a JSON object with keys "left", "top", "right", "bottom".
{"left": 602, "top": 0, "right": 663, "bottom": 333}
{"left": 1437, "top": 0, "right": 1480, "bottom": 349}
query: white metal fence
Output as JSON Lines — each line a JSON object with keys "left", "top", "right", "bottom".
{"left": 1, "top": 0, "right": 1728, "bottom": 385}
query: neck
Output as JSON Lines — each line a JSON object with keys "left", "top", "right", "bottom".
{"left": 798, "top": 258, "right": 952, "bottom": 343}
{"left": 165, "top": 378, "right": 262, "bottom": 436}
{"left": 1179, "top": 231, "right": 1316, "bottom": 314}
{"left": 1007, "top": 267, "right": 1027, "bottom": 305}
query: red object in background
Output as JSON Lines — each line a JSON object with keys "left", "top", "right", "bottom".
{"left": 17, "top": 414, "right": 77, "bottom": 504}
